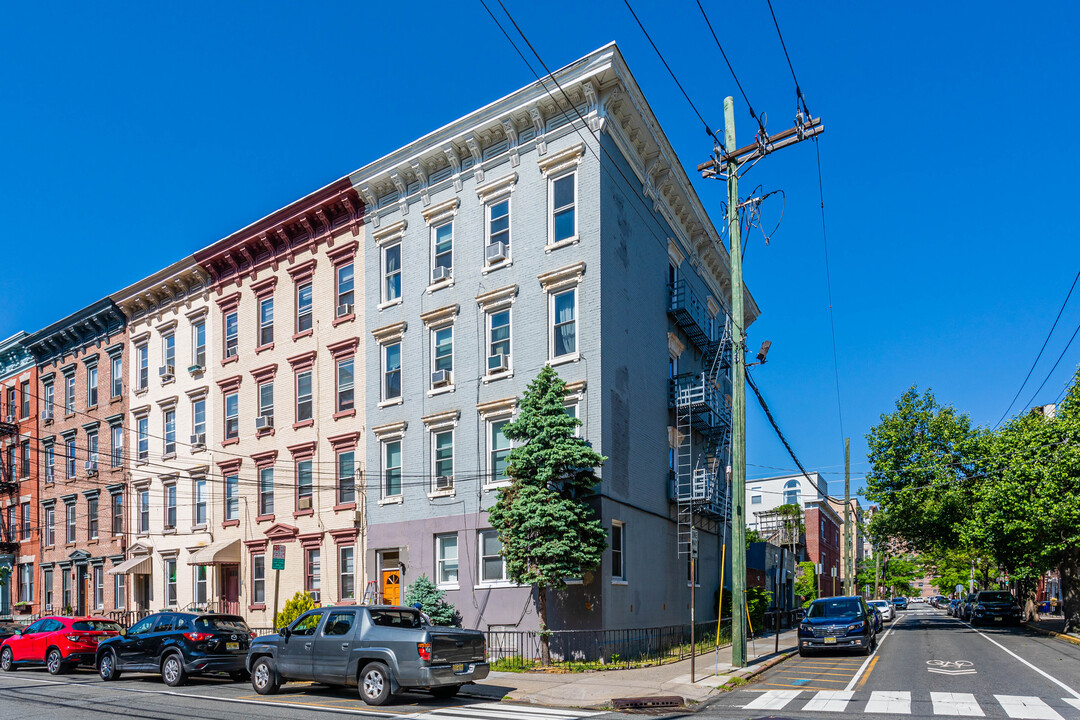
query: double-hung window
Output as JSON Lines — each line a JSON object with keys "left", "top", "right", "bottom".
{"left": 225, "top": 475, "right": 239, "bottom": 521}
{"left": 65, "top": 438, "right": 77, "bottom": 478}
{"left": 382, "top": 440, "right": 401, "bottom": 498}
{"left": 194, "top": 477, "right": 207, "bottom": 526}
{"left": 550, "top": 171, "right": 576, "bottom": 244}
{"left": 45, "top": 446, "right": 55, "bottom": 483}
{"left": 336, "top": 359, "right": 354, "bottom": 412}
{"left": 488, "top": 310, "right": 510, "bottom": 373}
{"left": 611, "top": 522, "right": 626, "bottom": 582}
{"left": 193, "top": 398, "right": 206, "bottom": 440}
{"left": 252, "top": 554, "right": 266, "bottom": 604}
{"left": 44, "top": 383, "right": 54, "bottom": 419}
{"left": 163, "top": 409, "right": 176, "bottom": 455}
{"left": 111, "top": 355, "right": 123, "bottom": 397}
{"left": 259, "top": 467, "right": 274, "bottom": 516}
{"left": 111, "top": 494, "right": 123, "bottom": 535}
{"left": 224, "top": 311, "right": 238, "bottom": 358}
{"left": 336, "top": 263, "right": 354, "bottom": 313}
{"left": 383, "top": 343, "right": 401, "bottom": 401}
{"left": 163, "top": 333, "right": 175, "bottom": 371}
{"left": 258, "top": 382, "right": 274, "bottom": 422}
{"left": 479, "top": 530, "right": 507, "bottom": 584}
{"left": 20, "top": 440, "right": 29, "bottom": 478}
{"left": 65, "top": 373, "right": 76, "bottom": 414}
{"left": 87, "top": 432, "right": 98, "bottom": 470}
{"left": 194, "top": 566, "right": 208, "bottom": 605}
{"left": 296, "top": 370, "right": 313, "bottom": 421}
{"left": 432, "top": 431, "right": 453, "bottom": 488}
{"left": 164, "top": 484, "right": 176, "bottom": 530}
{"left": 114, "top": 573, "right": 125, "bottom": 609}
{"left": 487, "top": 199, "right": 510, "bottom": 256}
{"left": 21, "top": 502, "right": 29, "bottom": 540}
{"left": 305, "top": 549, "right": 321, "bottom": 594}
{"left": 165, "top": 559, "right": 177, "bottom": 607}
{"left": 65, "top": 502, "right": 76, "bottom": 543}
{"left": 383, "top": 245, "right": 401, "bottom": 302}
{"left": 337, "top": 451, "right": 355, "bottom": 505}
{"left": 93, "top": 566, "right": 104, "bottom": 610}
{"left": 259, "top": 297, "right": 274, "bottom": 347}
{"left": 432, "top": 221, "right": 453, "bottom": 280}
{"left": 138, "top": 490, "right": 150, "bottom": 533}
{"left": 436, "top": 533, "right": 458, "bottom": 588}
{"left": 489, "top": 420, "right": 511, "bottom": 485}
{"left": 136, "top": 344, "right": 149, "bottom": 390}
{"left": 296, "top": 282, "right": 313, "bottom": 333}
{"left": 551, "top": 289, "right": 577, "bottom": 358}
{"left": 19, "top": 380, "right": 29, "bottom": 417}
{"left": 44, "top": 507, "right": 54, "bottom": 546}
{"left": 432, "top": 327, "right": 452, "bottom": 383}
{"left": 137, "top": 417, "right": 149, "bottom": 462}
{"left": 111, "top": 424, "right": 122, "bottom": 467}
{"left": 224, "top": 392, "right": 239, "bottom": 440}
{"left": 87, "top": 366, "right": 98, "bottom": 407}
{"left": 192, "top": 321, "right": 206, "bottom": 368}
{"left": 296, "top": 459, "right": 313, "bottom": 507}
{"left": 339, "top": 546, "right": 355, "bottom": 600}
{"left": 87, "top": 497, "right": 98, "bottom": 539}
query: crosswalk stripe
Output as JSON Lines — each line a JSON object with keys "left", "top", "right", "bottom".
{"left": 931, "top": 692, "right": 984, "bottom": 717}
{"left": 865, "top": 690, "right": 912, "bottom": 714}
{"left": 1064, "top": 699, "right": 1080, "bottom": 712}
{"left": 995, "top": 696, "right": 1064, "bottom": 720}
{"left": 415, "top": 704, "right": 600, "bottom": 720}
{"left": 803, "top": 690, "right": 855, "bottom": 712}
{"left": 743, "top": 690, "right": 802, "bottom": 710}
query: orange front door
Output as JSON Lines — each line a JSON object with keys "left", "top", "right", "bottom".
{"left": 381, "top": 569, "right": 401, "bottom": 606}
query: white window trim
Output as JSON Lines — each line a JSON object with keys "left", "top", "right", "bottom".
{"left": 429, "top": 428, "right": 455, "bottom": 498}
{"left": 546, "top": 168, "right": 579, "bottom": 250}
{"left": 381, "top": 342, "right": 402, "bottom": 405}
{"left": 484, "top": 415, "right": 514, "bottom": 491}
{"left": 429, "top": 219, "right": 455, "bottom": 289}
{"left": 476, "top": 529, "right": 512, "bottom": 588}
{"left": 483, "top": 191, "right": 513, "bottom": 271}
{"left": 380, "top": 438, "right": 403, "bottom": 501}
{"left": 484, "top": 308, "right": 513, "bottom": 382}
{"left": 429, "top": 325, "right": 454, "bottom": 394}
{"left": 548, "top": 287, "right": 579, "bottom": 364}
{"left": 380, "top": 242, "right": 403, "bottom": 307}
{"left": 611, "top": 520, "right": 626, "bottom": 583}
{"left": 435, "top": 533, "right": 460, "bottom": 591}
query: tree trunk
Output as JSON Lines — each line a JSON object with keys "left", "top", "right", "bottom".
{"left": 537, "top": 585, "right": 550, "bottom": 665}
{"left": 1061, "top": 552, "right": 1080, "bottom": 635}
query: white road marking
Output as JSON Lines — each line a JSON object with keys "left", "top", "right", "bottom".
{"left": 416, "top": 705, "right": 600, "bottom": 720}
{"left": 845, "top": 611, "right": 908, "bottom": 691}
{"left": 1063, "top": 699, "right": 1080, "bottom": 712}
{"left": 743, "top": 690, "right": 802, "bottom": 710}
{"left": 953, "top": 616, "right": 1080, "bottom": 699}
{"left": 865, "top": 690, "right": 912, "bottom": 714}
{"left": 802, "top": 690, "right": 854, "bottom": 712}
{"left": 931, "top": 692, "right": 984, "bottom": 716}
{"left": 994, "top": 695, "right": 1064, "bottom": 720}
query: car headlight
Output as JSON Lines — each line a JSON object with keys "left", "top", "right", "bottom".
{"left": 847, "top": 621, "right": 865, "bottom": 632}
{"left": 975, "top": 604, "right": 985, "bottom": 611}
{"left": 799, "top": 623, "right": 811, "bottom": 632}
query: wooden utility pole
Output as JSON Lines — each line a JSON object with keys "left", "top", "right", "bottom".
{"left": 699, "top": 101, "right": 823, "bottom": 668}
{"left": 844, "top": 438, "right": 853, "bottom": 596}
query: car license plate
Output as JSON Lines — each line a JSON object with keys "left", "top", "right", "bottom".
{"left": 824, "top": 637, "right": 836, "bottom": 644}
{"left": 227, "top": 642, "right": 239, "bottom": 650}
{"left": 993, "top": 617, "right": 1002, "bottom": 622}
{"left": 452, "top": 663, "right": 465, "bottom": 672}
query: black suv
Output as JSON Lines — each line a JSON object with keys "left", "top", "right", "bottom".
{"left": 96, "top": 612, "right": 253, "bottom": 686}
{"left": 797, "top": 596, "right": 880, "bottom": 656}
{"left": 969, "top": 591, "right": 1021, "bottom": 625}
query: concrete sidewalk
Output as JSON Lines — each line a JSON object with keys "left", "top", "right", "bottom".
{"left": 464, "top": 627, "right": 799, "bottom": 710}
{"left": 1024, "top": 616, "right": 1080, "bottom": 647}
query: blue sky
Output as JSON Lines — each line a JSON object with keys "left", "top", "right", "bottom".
{"left": 2, "top": 2, "right": 1078, "bottom": 499}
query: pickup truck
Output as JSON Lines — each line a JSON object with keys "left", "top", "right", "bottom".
{"left": 246, "top": 605, "right": 488, "bottom": 705}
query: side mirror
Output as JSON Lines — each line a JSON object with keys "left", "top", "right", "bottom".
{"left": 278, "top": 626, "right": 291, "bottom": 638}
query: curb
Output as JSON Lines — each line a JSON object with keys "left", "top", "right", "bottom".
{"left": 1022, "top": 621, "right": 1080, "bottom": 648}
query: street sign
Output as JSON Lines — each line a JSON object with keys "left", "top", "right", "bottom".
{"left": 272, "top": 544, "right": 285, "bottom": 571}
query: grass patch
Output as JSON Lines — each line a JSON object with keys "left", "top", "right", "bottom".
{"left": 721, "top": 676, "right": 749, "bottom": 691}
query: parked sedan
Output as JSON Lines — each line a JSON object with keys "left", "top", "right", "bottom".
{"left": 957, "top": 593, "right": 979, "bottom": 621}
{"left": 797, "top": 596, "right": 878, "bottom": 656}
{"left": 1, "top": 616, "right": 121, "bottom": 674}
{"left": 892, "top": 597, "right": 908, "bottom": 611}
{"left": 868, "top": 599, "right": 894, "bottom": 622}
{"left": 947, "top": 598, "right": 962, "bottom": 616}
{"left": 97, "top": 612, "right": 253, "bottom": 686}
{"left": 969, "top": 591, "right": 1021, "bottom": 625}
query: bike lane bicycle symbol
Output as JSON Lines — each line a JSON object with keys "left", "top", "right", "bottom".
{"left": 927, "top": 660, "right": 977, "bottom": 674}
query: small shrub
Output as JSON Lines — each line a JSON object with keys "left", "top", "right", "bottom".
{"left": 404, "top": 574, "right": 460, "bottom": 626}
{"left": 275, "top": 591, "right": 317, "bottom": 630}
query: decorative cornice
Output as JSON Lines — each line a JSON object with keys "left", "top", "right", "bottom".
{"left": 327, "top": 431, "right": 362, "bottom": 451}
{"left": 326, "top": 337, "right": 360, "bottom": 360}
{"left": 24, "top": 299, "right": 126, "bottom": 367}
{"left": 215, "top": 292, "right": 241, "bottom": 314}
{"left": 476, "top": 397, "right": 518, "bottom": 417}
{"left": 372, "top": 219, "right": 407, "bottom": 247}
{"left": 287, "top": 350, "right": 317, "bottom": 372}
{"left": 371, "top": 321, "right": 406, "bottom": 345}
{"left": 475, "top": 171, "right": 518, "bottom": 203}
{"left": 216, "top": 374, "right": 242, "bottom": 394}
{"left": 287, "top": 441, "right": 317, "bottom": 460}
{"left": 564, "top": 380, "right": 587, "bottom": 398}
{"left": 421, "top": 197, "right": 459, "bottom": 227}
{"left": 420, "top": 304, "right": 459, "bottom": 329}
{"left": 372, "top": 420, "right": 407, "bottom": 440}
{"left": 475, "top": 284, "right": 518, "bottom": 311}
{"left": 217, "top": 457, "right": 243, "bottom": 475}
{"left": 326, "top": 239, "right": 359, "bottom": 266}
{"left": 251, "top": 449, "right": 278, "bottom": 468}
{"left": 537, "top": 262, "right": 586, "bottom": 292}
{"left": 286, "top": 258, "right": 318, "bottom": 284}
{"left": 251, "top": 363, "right": 278, "bottom": 384}
{"left": 251, "top": 275, "right": 278, "bottom": 299}
{"left": 422, "top": 409, "right": 459, "bottom": 429}
{"left": 537, "top": 141, "right": 585, "bottom": 177}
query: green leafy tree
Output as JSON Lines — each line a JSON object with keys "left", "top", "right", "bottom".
{"left": 745, "top": 527, "right": 766, "bottom": 551}
{"left": 487, "top": 366, "right": 608, "bottom": 664}
{"left": 775, "top": 503, "right": 804, "bottom": 555}
{"left": 795, "top": 561, "right": 817, "bottom": 606}
{"left": 881, "top": 555, "right": 922, "bottom": 597}
{"left": 275, "top": 591, "right": 317, "bottom": 630}
{"left": 404, "top": 574, "right": 460, "bottom": 627}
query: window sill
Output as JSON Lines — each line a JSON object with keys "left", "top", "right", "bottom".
{"left": 162, "top": 453, "right": 176, "bottom": 461}
{"left": 475, "top": 582, "right": 517, "bottom": 590}
{"left": 190, "top": 524, "right": 207, "bottom": 532}
{"left": 611, "top": 579, "right": 628, "bottom": 586}
{"left": 133, "top": 389, "right": 147, "bottom": 398}
{"left": 87, "top": 537, "right": 99, "bottom": 545}
{"left": 482, "top": 369, "right": 513, "bottom": 384}
{"left": 189, "top": 447, "right": 205, "bottom": 455}
{"left": 111, "top": 395, "right": 122, "bottom": 403}
{"left": 378, "top": 398, "right": 403, "bottom": 408}
{"left": 248, "top": 603, "right": 266, "bottom": 611}
{"left": 333, "top": 502, "right": 356, "bottom": 512}
{"left": 377, "top": 298, "right": 402, "bottom": 312}
{"left": 549, "top": 353, "right": 580, "bottom": 368}
{"left": 426, "top": 278, "right": 454, "bottom": 294}
{"left": 437, "top": 584, "right": 460, "bottom": 592}
{"left": 482, "top": 258, "right": 513, "bottom": 275}
{"left": 255, "top": 342, "right": 275, "bottom": 355}
{"left": 161, "top": 378, "right": 175, "bottom": 387}
{"left": 427, "top": 489, "right": 456, "bottom": 500}
{"left": 293, "top": 509, "right": 314, "bottom": 518}
{"left": 546, "top": 235, "right": 580, "bottom": 253}
{"left": 255, "top": 514, "right": 275, "bottom": 523}
{"left": 222, "top": 519, "right": 239, "bottom": 528}
{"left": 162, "top": 528, "right": 177, "bottom": 535}
{"left": 222, "top": 438, "right": 239, "bottom": 447}
{"left": 256, "top": 427, "right": 276, "bottom": 438}
{"left": 135, "top": 460, "right": 148, "bottom": 468}
{"left": 378, "top": 496, "right": 403, "bottom": 506}
{"left": 87, "top": 404, "right": 98, "bottom": 411}
{"left": 333, "top": 409, "right": 356, "bottom": 420}
{"left": 427, "top": 385, "right": 455, "bottom": 397}
{"left": 221, "top": 355, "right": 239, "bottom": 366}
{"left": 484, "top": 481, "right": 512, "bottom": 492}
{"left": 293, "top": 419, "right": 314, "bottom": 430}
{"left": 332, "top": 313, "right": 355, "bottom": 328}
{"left": 293, "top": 329, "right": 313, "bottom": 342}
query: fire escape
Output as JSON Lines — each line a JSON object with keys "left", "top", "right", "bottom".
{"left": 669, "top": 279, "right": 733, "bottom": 556}
{"left": 0, "top": 400, "right": 18, "bottom": 555}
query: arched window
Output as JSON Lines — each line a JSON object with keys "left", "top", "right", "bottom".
{"left": 783, "top": 479, "right": 801, "bottom": 506}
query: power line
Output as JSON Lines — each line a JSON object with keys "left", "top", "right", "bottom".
{"left": 995, "top": 268, "right": 1080, "bottom": 427}
{"left": 694, "top": 0, "right": 763, "bottom": 131}
{"left": 764, "top": 0, "right": 810, "bottom": 117}
{"left": 815, "top": 137, "right": 845, "bottom": 444}
{"left": 1018, "top": 319, "right": 1080, "bottom": 415}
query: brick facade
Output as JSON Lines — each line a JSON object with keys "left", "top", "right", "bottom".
{"left": 805, "top": 501, "right": 843, "bottom": 598}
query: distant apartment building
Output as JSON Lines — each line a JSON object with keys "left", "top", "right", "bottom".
{"left": 747, "top": 471, "right": 831, "bottom": 532}
{"left": 25, "top": 300, "right": 127, "bottom": 616}
{"left": 827, "top": 496, "right": 865, "bottom": 594}
{"left": 0, "top": 333, "right": 40, "bottom": 616}
{"left": 805, "top": 500, "right": 843, "bottom": 598}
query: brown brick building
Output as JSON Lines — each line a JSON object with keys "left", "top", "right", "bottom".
{"left": 805, "top": 500, "right": 843, "bottom": 598}
{"left": 26, "top": 299, "right": 128, "bottom": 616}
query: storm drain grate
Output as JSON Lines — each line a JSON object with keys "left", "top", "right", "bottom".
{"left": 612, "top": 696, "right": 685, "bottom": 710}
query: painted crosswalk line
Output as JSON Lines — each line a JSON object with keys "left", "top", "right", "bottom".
{"left": 743, "top": 690, "right": 803, "bottom": 710}
{"left": 414, "top": 703, "right": 605, "bottom": 720}
{"left": 803, "top": 690, "right": 855, "bottom": 712}
{"left": 995, "top": 695, "right": 1064, "bottom": 720}
{"left": 864, "top": 690, "right": 913, "bottom": 714}
{"left": 930, "top": 692, "right": 984, "bottom": 717}
{"left": 1064, "top": 699, "right": 1080, "bottom": 712}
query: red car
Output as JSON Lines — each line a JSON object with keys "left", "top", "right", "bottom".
{"left": 1, "top": 616, "right": 122, "bottom": 674}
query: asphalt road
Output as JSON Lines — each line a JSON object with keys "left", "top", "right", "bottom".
{"left": 697, "top": 606, "right": 1080, "bottom": 720}
{"left": 0, "top": 668, "right": 614, "bottom": 720}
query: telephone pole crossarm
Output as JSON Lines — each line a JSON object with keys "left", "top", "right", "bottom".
{"left": 697, "top": 117, "right": 824, "bottom": 178}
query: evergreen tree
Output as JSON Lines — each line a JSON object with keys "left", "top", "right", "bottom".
{"left": 404, "top": 574, "right": 460, "bottom": 627}
{"left": 275, "top": 590, "right": 317, "bottom": 630}
{"left": 487, "top": 365, "right": 607, "bottom": 664}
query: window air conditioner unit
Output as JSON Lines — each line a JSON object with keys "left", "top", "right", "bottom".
{"left": 336, "top": 303, "right": 353, "bottom": 318}
{"left": 3, "top": 414, "right": 14, "bottom": 424}
{"left": 488, "top": 353, "right": 509, "bottom": 372}
{"left": 255, "top": 415, "right": 274, "bottom": 431}
{"left": 84, "top": 461, "right": 98, "bottom": 476}
{"left": 353, "top": 510, "right": 363, "bottom": 525}
{"left": 225, "top": 346, "right": 238, "bottom": 358}
{"left": 297, "top": 496, "right": 312, "bottom": 511}
{"left": 159, "top": 365, "right": 175, "bottom": 379}
{"left": 432, "top": 266, "right": 452, "bottom": 282}
{"left": 188, "top": 364, "right": 203, "bottom": 374}
{"left": 190, "top": 433, "right": 206, "bottom": 448}
{"left": 435, "top": 475, "right": 453, "bottom": 491}
{"left": 308, "top": 591, "right": 320, "bottom": 604}
{"left": 485, "top": 241, "right": 508, "bottom": 264}
{"left": 431, "top": 370, "right": 451, "bottom": 387}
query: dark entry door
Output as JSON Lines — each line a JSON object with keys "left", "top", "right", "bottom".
{"left": 76, "top": 565, "right": 87, "bottom": 615}
{"left": 222, "top": 565, "right": 239, "bottom": 615}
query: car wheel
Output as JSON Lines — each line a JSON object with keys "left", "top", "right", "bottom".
{"left": 161, "top": 653, "right": 187, "bottom": 687}
{"left": 46, "top": 648, "right": 68, "bottom": 675}
{"left": 229, "top": 670, "right": 250, "bottom": 682}
{"left": 359, "top": 661, "right": 394, "bottom": 706}
{"left": 431, "top": 684, "right": 461, "bottom": 699}
{"left": 1, "top": 647, "right": 15, "bottom": 672}
{"left": 251, "top": 657, "right": 279, "bottom": 695}
{"left": 99, "top": 650, "right": 122, "bottom": 681}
